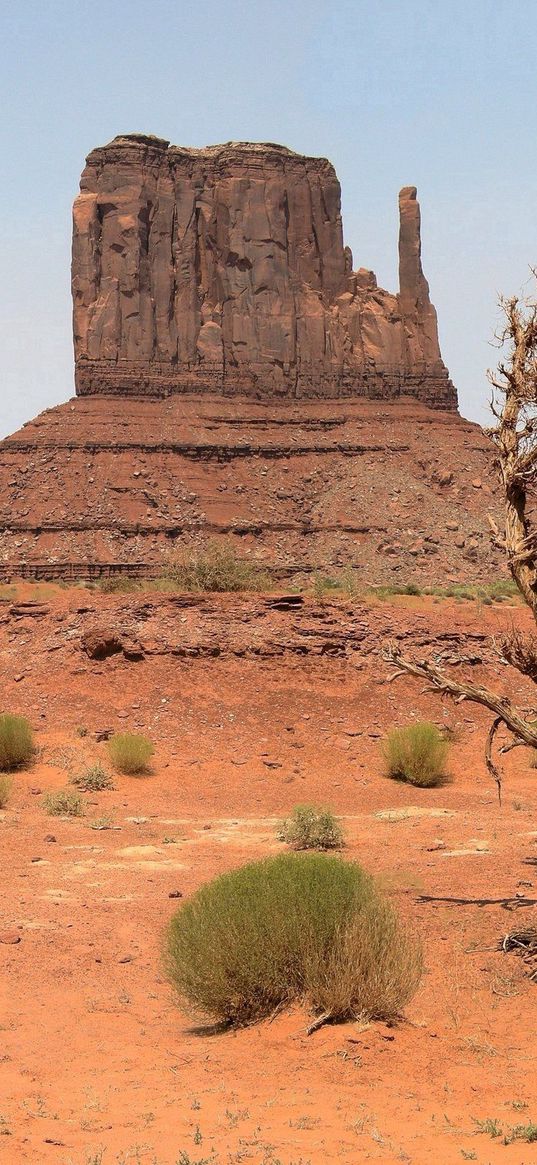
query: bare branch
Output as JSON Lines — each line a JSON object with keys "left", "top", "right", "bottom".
{"left": 383, "top": 644, "right": 537, "bottom": 748}
{"left": 383, "top": 275, "right": 537, "bottom": 794}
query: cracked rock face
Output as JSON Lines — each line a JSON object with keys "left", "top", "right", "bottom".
{"left": 72, "top": 135, "right": 456, "bottom": 408}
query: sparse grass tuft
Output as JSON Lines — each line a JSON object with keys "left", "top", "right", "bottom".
{"left": 278, "top": 804, "right": 344, "bottom": 850}
{"left": 0, "top": 713, "right": 34, "bottom": 770}
{"left": 107, "top": 732, "right": 154, "bottom": 775}
{"left": 161, "top": 541, "right": 269, "bottom": 593}
{"left": 71, "top": 763, "right": 114, "bottom": 792}
{"left": 475, "top": 1117, "right": 502, "bottom": 1137}
{"left": 43, "top": 788, "right": 85, "bottom": 816}
{"left": 166, "top": 852, "right": 422, "bottom": 1028}
{"left": 474, "top": 1117, "right": 537, "bottom": 1144}
{"left": 506, "top": 1122, "right": 537, "bottom": 1143}
{"left": 0, "top": 774, "right": 12, "bottom": 807}
{"left": 383, "top": 721, "right": 450, "bottom": 788}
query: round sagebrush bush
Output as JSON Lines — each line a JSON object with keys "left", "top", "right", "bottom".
{"left": 107, "top": 732, "right": 154, "bottom": 775}
{"left": 0, "top": 713, "right": 34, "bottom": 770}
{"left": 165, "top": 852, "right": 422, "bottom": 1028}
{"left": 161, "top": 540, "right": 270, "bottom": 593}
{"left": 383, "top": 721, "right": 450, "bottom": 788}
{"left": 278, "top": 804, "right": 344, "bottom": 850}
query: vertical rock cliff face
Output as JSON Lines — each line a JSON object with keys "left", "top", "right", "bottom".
{"left": 72, "top": 134, "right": 456, "bottom": 408}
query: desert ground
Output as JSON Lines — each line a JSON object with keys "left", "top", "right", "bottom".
{"left": 1, "top": 584, "right": 537, "bottom": 1165}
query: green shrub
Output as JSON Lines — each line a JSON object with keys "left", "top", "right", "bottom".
{"left": 311, "top": 573, "right": 340, "bottom": 601}
{"left": 161, "top": 541, "right": 269, "bottom": 593}
{"left": 97, "top": 576, "right": 138, "bottom": 594}
{"left": 341, "top": 567, "right": 359, "bottom": 598}
{"left": 0, "top": 774, "right": 12, "bottom": 807}
{"left": 278, "top": 804, "right": 343, "bottom": 850}
{"left": 383, "top": 721, "right": 450, "bottom": 787}
{"left": 71, "top": 762, "right": 114, "bottom": 791}
{"left": 43, "top": 788, "right": 85, "bottom": 816}
{"left": 107, "top": 732, "right": 154, "bottom": 774}
{"left": 506, "top": 1123, "right": 537, "bottom": 1144}
{"left": 165, "top": 852, "right": 422, "bottom": 1027}
{"left": 0, "top": 713, "right": 34, "bottom": 770}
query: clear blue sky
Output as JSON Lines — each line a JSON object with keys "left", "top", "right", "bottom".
{"left": 1, "top": 0, "right": 536, "bottom": 436}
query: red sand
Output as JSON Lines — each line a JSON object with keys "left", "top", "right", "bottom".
{"left": 1, "top": 587, "right": 536, "bottom": 1164}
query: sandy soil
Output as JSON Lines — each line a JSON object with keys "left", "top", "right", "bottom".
{"left": 1, "top": 587, "right": 536, "bottom": 1165}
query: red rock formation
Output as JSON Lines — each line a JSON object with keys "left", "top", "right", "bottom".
{"left": 0, "top": 395, "right": 500, "bottom": 582}
{"left": 72, "top": 135, "right": 456, "bottom": 408}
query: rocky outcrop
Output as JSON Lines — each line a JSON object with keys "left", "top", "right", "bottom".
{"left": 72, "top": 135, "right": 456, "bottom": 408}
{"left": 0, "top": 394, "right": 500, "bottom": 582}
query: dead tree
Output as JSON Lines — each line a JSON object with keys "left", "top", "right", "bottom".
{"left": 384, "top": 278, "right": 537, "bottom": 800}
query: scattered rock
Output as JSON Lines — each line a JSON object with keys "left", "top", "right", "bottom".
{"left": 81, "top": 629, "right": 124, "bottom": 660}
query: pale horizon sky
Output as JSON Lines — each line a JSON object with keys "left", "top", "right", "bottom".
{"left": 1, "top": 0, "right": 537, "bottom": 437}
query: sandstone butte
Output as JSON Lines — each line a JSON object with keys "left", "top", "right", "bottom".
{"left": 0, "top": 134, "right": 502, "bottom": 582}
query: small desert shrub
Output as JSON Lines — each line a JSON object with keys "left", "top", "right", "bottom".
{"left": 161, "top": 541, "right": 269, "bottom": 593}
{"left": 278, "top": 804, "right": 343, "bottom": 850}
{"left": 71, "top": 762, "right": 114, "bottom": 791}
{"left": 312, "top": 573, "right": 338, "bottom": 599}
{"left": 43, "top": 788, "right": 85, "bottom": 816}
{"left": 506, "top": 1123, "right": 537, "bottom": 1144}
{"left": 0, "top": 775, "right": 12, "bottom": 807}
{"left": 165, "top": 852, "right": 422, "bottom": 1027}
{"left": 341, "top": 567, "right": 359, "bottom": 598}
{"left": 97, "top": 576, "right": 138, "bottom": 594}
{"left": 0, "top": 713, "right": 34, "bottom": 770}
{"left": 383, "top": 721, "right": 450, "bottom": 787}
{"left": 107, "top": 732, "right": 154, "bottom": 774}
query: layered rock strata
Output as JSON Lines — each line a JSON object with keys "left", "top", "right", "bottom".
{"left": 0, "top": 396, "right": 500, "bottom": 581}
{"left": 72, "top": 135, "right": 456, "bottom": 408}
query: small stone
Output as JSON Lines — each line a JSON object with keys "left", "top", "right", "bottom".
{"left": 118, "top": 955, "right": 133, "bottom": 964}
{"left": 0, "top": 931, "right": 21, "bottom": 944}
{"left": 95, "top": 729, "right": 113, "bottom": 742}
{"left": 44, "top": 835, "right": 56, "bottom": 843}
{"left": 168, "top": 890, "right": 183, "bottom": 899}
